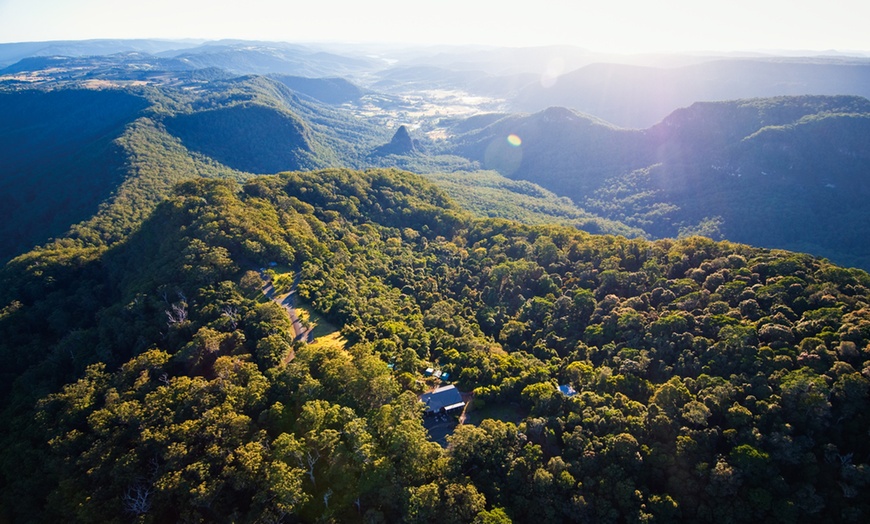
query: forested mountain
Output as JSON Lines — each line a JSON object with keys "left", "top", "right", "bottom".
{"left": 444, "top": 96, "right": 870, "bottom": 270}
{"left": 0, "top": 74, "right": 363, "bottom": 263}
{"left": 164, "top": 104, "right": 321, "bottom": 174}
{"left": 1, "top": 169, "right": 869, "bottom": 522}
{"left": 5, "top": 55, "right": 870, "bottom": 272}
{"left": 0, "top": 72, "right": 625, "bottom": 264}
{"left": 514, "top": 59, "right": 870, "bottom": 128}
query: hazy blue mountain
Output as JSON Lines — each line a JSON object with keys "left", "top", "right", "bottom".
{"left": 515, "top": 59, "right": 870, "bottom": 128}
{"left": 0, "top": 52, "right": 196, "bottom": 74}
{"left": 0, "top": 52, "right": 237, "bottom": 90}
{"left": 0, "top": 39, "right": 389, "bottom": 81}
{"left": 446, "top": 106, "right": 643, "bottom": 190}
{"left": 390, "top": 44, "right": 713, "bottom": 75}
{"left": 270, "top": 74, "right": 366, "bottom": 104}
{"left": 401, "top": 45, "right": 600, "bottom": 74}
{"left": 168, "top": 42, "right": 385, "bottom": 77}
{"left": 443, "top": 96, "right": 870, "bottom": 269}
{"left": 0, "top": 39, "right": 203, "bottom": 68}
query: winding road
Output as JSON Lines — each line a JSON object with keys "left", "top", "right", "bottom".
{"left": 259, "top": 269, "right": 313, "bottom": 343}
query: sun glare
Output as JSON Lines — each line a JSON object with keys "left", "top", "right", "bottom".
{"left": 0, "top": 0, "right": 868, "bottom": 53}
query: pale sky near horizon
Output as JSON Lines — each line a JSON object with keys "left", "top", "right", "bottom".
{"left": 0, "top": 0, "right": 868, "bottom": 54}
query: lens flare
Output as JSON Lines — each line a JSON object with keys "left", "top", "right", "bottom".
{"left": 507, "top": 134, "right": 522, "bottom": 147}
{"left": 485, "top": 136, "right": 523, "bottom": 175}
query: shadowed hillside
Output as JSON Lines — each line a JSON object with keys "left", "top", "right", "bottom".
{"left": 165, "top": 104, "right": 322, "bottom": 174}
{"left": 444, "top": 96, "right": 870, "bottom": 269}
{"left": 0, "top": 75, "right": 627, "bottom": 266}
{"left": 0, "top": 89, "right": 149, "bottom": 261}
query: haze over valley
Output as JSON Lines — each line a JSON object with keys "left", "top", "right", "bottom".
{"left": 4, "top": 40, "right": 870, "bottom": 268}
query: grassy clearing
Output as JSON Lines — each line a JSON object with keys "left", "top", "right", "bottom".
{"left": 296, "top": 302, "right": 345, "bottom": 349}
{"left": 294, "top": 303, "right": 338, "bottom": 338}
{"left": 307, "top": 331, "right": 347, "bottom": 351}
{"left": 463, "top": 402, "right": 528, "bottom": 426}
{"left": 265, "top": 263, "right": 294, "bottom": 274}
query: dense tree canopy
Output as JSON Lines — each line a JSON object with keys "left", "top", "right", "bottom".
{"left": 1, "top": 168, "right": 869, "bottom": 522}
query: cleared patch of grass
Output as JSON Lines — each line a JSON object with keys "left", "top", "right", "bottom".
{"left": 308, "top": 331, "right": 347, "bottom": 351}
{"left": 268, "top": 263, "right": 294, "bottom": 274}
{"left": 296, "top": 302, "right": 340, "bottom": 339}
{"left": 463, "top": 402, "right": 527, "bottom": 426}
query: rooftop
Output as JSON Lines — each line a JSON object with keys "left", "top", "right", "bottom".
{"left": 420, "top": 384, "right": 465, "bottom": 413}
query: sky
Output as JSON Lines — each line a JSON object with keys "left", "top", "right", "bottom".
{"left": 1, "top": 0, "right": 869, "bottom": 54}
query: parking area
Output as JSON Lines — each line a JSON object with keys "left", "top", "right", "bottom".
{"left": 423, "top": 414, "right": 458, "bottom": 447}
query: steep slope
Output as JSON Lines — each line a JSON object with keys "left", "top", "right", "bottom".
{"left": 0, "top": 89, "right": 150, "bottom": 261}
{"left": 447, "top": 106, "right": 644, "bottom": 189}
{"left": 0, "top": 76, "right": 351, "bottom": 262}
{"left": 445, "top": 96, "right": 870, "bottom": 269}
{"left": 0, "top": 73, "right": 633, "bottom": 264}
{"left": 621, "top": 97, "right": 870, "bottom": 268}
{"left": 1, "top": 169, "right": 869, "bottom": 522}
{"left": 164, "top": 104, "right": 321, "bottom": 174}
{"left": 421, "top": 170, "right": 644, "bottom": 237}
{"left": 370, "top": 125, "right": 419, "bottom": 156}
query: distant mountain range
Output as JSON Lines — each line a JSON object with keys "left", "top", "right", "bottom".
{"left": 0, "top": 39, "right": 204, "bottom": 68}
{"left": 164, "top": 42, "right": 384, "bottom": 77}
{"left": 514, "top": 59, "right": 870, "bottom": 128}
{"left": 6, "top": 40, "right": 870, "bottom": 127}
{"left": 4, "top": 40, "right": 870, "bottom": 271}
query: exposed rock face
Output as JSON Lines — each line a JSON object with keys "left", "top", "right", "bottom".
{"left": 371, "top": 125, "right": 418, "bottom": 156}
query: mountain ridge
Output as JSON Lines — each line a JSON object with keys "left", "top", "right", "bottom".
{"left": 443, "top": 95, "right": 870, "bottom": 269}
{"left": 1, "top": 168, "right": 869, "bottom": 522}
